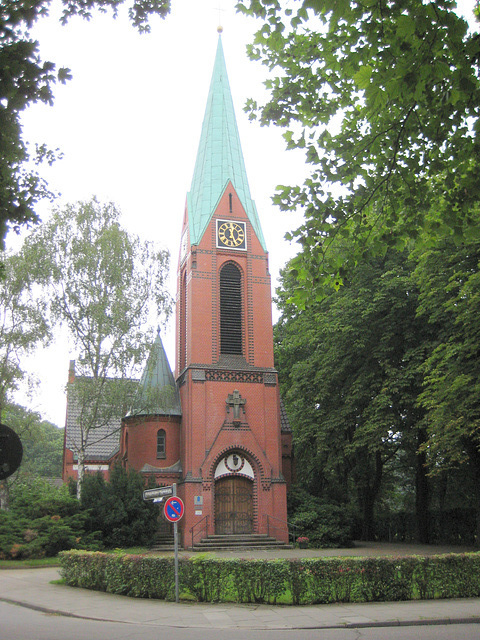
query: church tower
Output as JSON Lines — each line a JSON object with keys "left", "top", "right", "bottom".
{"left": 176, "top": 34, "right": 289, "bottom": 544}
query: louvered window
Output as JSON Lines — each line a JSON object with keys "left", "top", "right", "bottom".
{"left": 220, "top": 263, "right": 242, "bottom": 355}
{"left": 179, "top": 270, "right": 187, "bottom": 371}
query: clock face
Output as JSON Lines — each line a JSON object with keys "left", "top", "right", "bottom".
{"left": 217, "top": 220, "right": 246, "bottom": 250}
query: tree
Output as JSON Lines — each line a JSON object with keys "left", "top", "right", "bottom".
{"left": 0, "top": 0, "right": 171, "bottom": 249}
{"left": 414, "top": 236, "right": 480, "bottom": 540}
{"left": 0, "top": 249, "right": 51, "bottom": 413}
{"left": 22, "top": 198, "right": 172, "bottom": 498}
{"left": 80, "top": 465, "right": 157, "bottom": 547}
{"left": 3, "top": 403, "right": 64, "bottom": 478}
{"left": 237, "top": 0, "right": 480, "bottom": 304}
{"left": 275, "top": 250, "right": 433, "bottom": 540}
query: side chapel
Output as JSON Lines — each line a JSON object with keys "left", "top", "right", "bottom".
{"left": 63, "top": 34, "right": 293, "bottom": 546}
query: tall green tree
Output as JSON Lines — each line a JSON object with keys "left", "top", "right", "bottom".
{"left": 23, "top": 198, "right": 171, "bottom": 498}
{"left": 0, "top": 249, "right": 51, "bottom": 413}
{"left": 80, "top": 465, "right": 157, "bottom": 548}
{"left": 0, "top": 0, "right": 171, "bottom": 249}
{"left": 238, "top": 0, "right": 480, "bottom": 304}
{"left": 275, "top": 251, "right": 432, "bottom": 540}
{"left": 414, "top": 237, "right": 480, "bottom": 540}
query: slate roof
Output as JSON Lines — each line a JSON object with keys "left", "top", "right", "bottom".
{"left": 187, "top": 35, "right": 266, "bottom": 250}
{"left": 66, "top": 336, "right": 181, "bottom": 461}
{"left": 65, "top": 379, "right": 122, "bottom": 461}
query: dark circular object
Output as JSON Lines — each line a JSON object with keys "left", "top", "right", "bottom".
{"left": 0, "top": 423, "right": 23, "bottom": 480}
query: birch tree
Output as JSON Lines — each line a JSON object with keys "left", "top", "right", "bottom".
{"left": 23, "top": 198, "right": 171, "bottom": 498}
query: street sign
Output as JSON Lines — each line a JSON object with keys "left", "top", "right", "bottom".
{"left": 164, "top": 496, "right": 185, "bottom": 522}
{"left": 143, "top": 485, "right": 174, "bottom": 501}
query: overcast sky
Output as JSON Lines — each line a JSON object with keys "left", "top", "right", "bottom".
{"left": 7, "top": 0, "right": 478, "bottom": 428}
{"left": 8, "top": 0, "right": 307, "bottom": 427}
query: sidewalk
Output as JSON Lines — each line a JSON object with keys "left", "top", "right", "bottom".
{"left": 1, "top": 563, "right": 479, "bottom": 630}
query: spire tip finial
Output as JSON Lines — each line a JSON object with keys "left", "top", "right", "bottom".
{"left": 217, "top": 25, "right": 223, "bottom": 34}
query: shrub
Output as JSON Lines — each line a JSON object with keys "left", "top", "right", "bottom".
{"left": 290, "top": 503, "right": 353, "bottom": 548}
{"left": 0, "top": 488, "right": 101, "bottom": 559}
{"left": 9, "top": 477, "right": 80, "bottom": 519}
{"left": 60, "top": 550, "right": 480, "bottom": 605}
{"left": 80, "top": 466, "right": 158, "bottom": 548}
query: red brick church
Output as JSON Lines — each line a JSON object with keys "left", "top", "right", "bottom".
{"left": 63, "top": 35, "right": 293, "bottom": 547}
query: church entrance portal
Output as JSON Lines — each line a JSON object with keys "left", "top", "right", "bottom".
{"left": 215, "top": 476, "right": 253, "bottom": 535}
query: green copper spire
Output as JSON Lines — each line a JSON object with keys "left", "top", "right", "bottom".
{"left": 133, "top": 332, "right": 181, "bottom": 417}
{"left": 187, "top": 36, "right": 266, "bottom": 251}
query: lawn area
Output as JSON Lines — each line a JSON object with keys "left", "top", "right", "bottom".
{"left": 0, "top": 557, "right": 61, "bottom": 569}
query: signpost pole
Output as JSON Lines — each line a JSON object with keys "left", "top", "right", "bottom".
{"left": 173, "top": 483, "right": 179, "bottom": 604}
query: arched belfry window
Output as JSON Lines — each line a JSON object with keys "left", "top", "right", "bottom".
{"left": 220, "top": 262, "right": 243, "bottom": 355}
{"left": 157, "top": 429, "right": 166, "bottom": 459}
{"left": 179, "top": 270, "right": 187, "bottom": 371}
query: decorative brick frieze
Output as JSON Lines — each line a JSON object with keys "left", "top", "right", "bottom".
{"left": 205, "top": 370, "right": 263, "bottom": 383}
{"left": 263, "top": 372, "right": 277, "bottom": 386}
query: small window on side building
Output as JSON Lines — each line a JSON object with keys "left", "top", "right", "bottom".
{"left": 157, "top": 429, "right": 166, "bottom": 459}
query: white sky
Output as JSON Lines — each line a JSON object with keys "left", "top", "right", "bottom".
{"left": 7, "top": 0, "right": 306, "bottom": 427}
{"left": 6, "top": 0, "right": 479, "bottom": 429}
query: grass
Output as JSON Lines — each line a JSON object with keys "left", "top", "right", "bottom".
{"left": 0, "top": 556, "right": 61, "bottom": 569}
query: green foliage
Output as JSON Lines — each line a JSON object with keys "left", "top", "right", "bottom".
{"left": 276, "top": 231, "right": 480, "bottom": 542}
{"left": 3, "top": 403, "right": 63, "bottom": 477}
{"left": 0, "top": 477, "right": 99, "bottom": 559}
{"left": 0, "top": 250, "right": 50, "bottom": 408}
{"left": 60, "top": 550, "right": 480, "bottom": 604}
{"left": 237, "top": 0, "right": 480, "bottom": 302}
{"left": 276, "top": 251, "right": 431, "bottom": 539}
{"left": 22, "top": 198, "right": 172, "bottom": 498}
{"left": 288, "top": 488, "right": 353, "bottom": 548}
{"left": 414, "top": 239, "right": 480, "bottom": 469}
{"left": 80, "top": 465, "right": 158, "bottom": 548}
{"left": 10, "top": 477, "right": 79, "bottom": 519}
{"left": 0, "top": 0, "right": 171, "bottom": 248}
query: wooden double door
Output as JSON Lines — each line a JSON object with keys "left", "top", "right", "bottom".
{"left": 215, "top": 476, "right": 253, "bottom": 535}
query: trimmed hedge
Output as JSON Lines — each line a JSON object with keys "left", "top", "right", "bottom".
{"left": 60, "top": 550, "right": 480, "bottom": 605}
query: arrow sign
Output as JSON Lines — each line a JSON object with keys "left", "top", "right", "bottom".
{"left": 164, "top": 496, "right": 184, "bottom": 523}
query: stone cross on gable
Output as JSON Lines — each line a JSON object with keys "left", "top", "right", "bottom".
{"left": 226, "top": 389, "right": 246, "bottom": 424}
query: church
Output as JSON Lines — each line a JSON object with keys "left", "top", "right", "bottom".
{"left": 63, "top": 34, "right": 293, "bottom": 547}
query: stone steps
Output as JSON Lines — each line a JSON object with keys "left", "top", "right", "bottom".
{"left": 191, "top": 533, "right": 291, "bottom": 552}
{"left": 150, "top": 535, "right": 175, "bottom": 552}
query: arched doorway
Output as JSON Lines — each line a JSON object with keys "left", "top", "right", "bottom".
{"left": 215, "top": 475, "right": 253, "bottom": 535}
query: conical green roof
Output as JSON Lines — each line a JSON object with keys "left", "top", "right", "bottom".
{"left": 187, "top": 36, "right": 266, "bottom": 251}
{"left": 133, "top": 332, "right": 181, "bottom": 417}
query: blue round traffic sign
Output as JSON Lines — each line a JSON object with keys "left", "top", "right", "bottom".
{"left": 164, "top": 496, "right": 184, "bottom": 522}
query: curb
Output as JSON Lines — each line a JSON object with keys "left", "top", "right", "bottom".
{"left": 1, "top": 597, "right": 479, "bottom": 630}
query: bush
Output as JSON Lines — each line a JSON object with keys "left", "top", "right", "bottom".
{"left": 288, "top": 489, "right": 353, "bottom": 548}
{"left": 80, "top": 466, "right": 158, "bottom": 548}
{"left": 0, "top": 478, "right": 102, "bottom": 559}
{"left": 60, "top": 550, "right": 480, "bottom": 605}
{"left": 10, "top": 477, "right": 80, "bottom": 519}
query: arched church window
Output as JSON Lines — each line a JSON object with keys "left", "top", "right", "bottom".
{"left": 220, "top": 262, "right": 242, "bottom": 355}
{"left": 156, "top": 429, "right": 166, "bottom": 459}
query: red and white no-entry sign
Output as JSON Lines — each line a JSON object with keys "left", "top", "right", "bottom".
{"left": 164, "top": 496, "right": 185, "bottom": 523}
